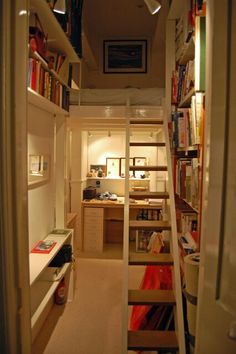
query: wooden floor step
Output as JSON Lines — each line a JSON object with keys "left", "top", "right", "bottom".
{"left": 129, "top": 220, "right": 171, "bottom": 230}
{"left": 129, "top": 252, "right": 173, "bottom": 265}
{"left": 128, "top": 289, "right": 175, "bottom": 305}
{"left": 130, "top": 165, "right": 168, "bottom": 172}
{"left": 128, "top": 330, "right": 178, "bottom": 351}
{"left": 130, "top": 119, "right": 163, "bottom": 125}
{"left": 130, "top": 142, "right": 166, "bottom": 147}
{"left": 129, "top": 191, "right": 169, "bottom": 200}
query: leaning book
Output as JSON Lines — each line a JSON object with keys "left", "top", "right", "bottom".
{"left": 31, "top": 239, "right": 57, "bottom": 254}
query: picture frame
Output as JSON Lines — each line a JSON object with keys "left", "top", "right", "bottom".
{"left": 134, "top": 157, "right": 146, "bottom": 178}
{"left": 106, "top": 158, "right": 120, "bottom": 178}
{"left": 120, "top": 158, "right": 134, "bottom": 177}
{"left": 103, "top": 40, "right": 147, "bottom": 74}
{"left": 28, "top": 154, "right": 50, "bottom": 188}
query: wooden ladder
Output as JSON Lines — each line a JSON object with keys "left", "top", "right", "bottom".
{"left": 122, "top": 111, "right": 186, "bottom": 353}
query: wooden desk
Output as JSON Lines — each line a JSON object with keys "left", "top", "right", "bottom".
{"left": 81, "top": 199, "right": 162, "bottom": 252}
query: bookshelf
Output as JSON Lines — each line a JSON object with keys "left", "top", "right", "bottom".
{"left": 166, "top": 1, "right": 206, "bottom": 350}
{"left": 28, "top": 0, "right": 81, "bottom": 112}
{"left": 167, "top": 1, "right": 206, "bottom": 249}
{"left": 28, "top": 0, "right": 80, "bottom": 343}
{"left": 30, "top": 229, "right": 73, "bottom": 341}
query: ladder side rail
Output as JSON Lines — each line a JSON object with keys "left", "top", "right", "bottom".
{"left": 122, "top": 106, "right": 131, "bottom": 353}
{"left": 163, "top": 100, "right": 186, "bottom": 354}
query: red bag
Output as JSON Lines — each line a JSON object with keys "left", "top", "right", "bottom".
{"left": 29, "top": 14, "right": 48, "bottom": 58}
{"left": 130, "top": 265, "right": 172, "bottom": 330}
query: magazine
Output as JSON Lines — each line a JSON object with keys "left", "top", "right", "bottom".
{"left": 31, "top": 239, "right": 56, "bottom": 254}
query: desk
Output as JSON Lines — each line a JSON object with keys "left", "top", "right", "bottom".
{"left": 81, "top": 198, "right": 162, "bottom": 252}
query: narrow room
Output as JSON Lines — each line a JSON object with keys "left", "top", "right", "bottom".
{"left": 1, "top": 1, "right": 236, "bottom": 354}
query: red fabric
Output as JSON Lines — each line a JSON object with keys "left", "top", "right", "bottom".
{"left": 130, "top": 265, "right": 172, "bottom": 330}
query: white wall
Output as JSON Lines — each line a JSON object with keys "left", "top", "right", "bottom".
{"left": 28, "top": 105, "right": 55, "bottom": 250}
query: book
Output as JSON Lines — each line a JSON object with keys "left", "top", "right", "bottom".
{"left": 31, "top": 239, "right": 56, "bottom": 254}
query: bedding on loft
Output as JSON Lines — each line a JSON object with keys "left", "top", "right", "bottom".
{"left": 70, "top": 87, "right": 165, "bottom": 106}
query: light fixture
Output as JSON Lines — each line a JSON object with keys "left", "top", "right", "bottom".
{"left": 108, "top": 130, "right": 111, "bottom": 137}
{"left": 144, "top": 0, "right": 161, "bottom": 15}
{"left": 88, "top": 131, "right": 92, "bottom": 138}
{"left": 53, "top": 0, "right": 66, "bottom": 14}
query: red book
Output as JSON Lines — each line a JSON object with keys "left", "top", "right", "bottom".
{"left": 31, "top": 239, "right": 56, "bottom": 254}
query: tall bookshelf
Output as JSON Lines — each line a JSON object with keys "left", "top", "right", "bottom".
{"left": 166, "top": 0, "right": 206, "bottom": 350}
{"left": 167, "top": 0, "right": 206, "bottom": 253}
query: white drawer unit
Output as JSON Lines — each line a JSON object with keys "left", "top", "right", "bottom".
{"left": 83, "top": 207, "right": 104, "bottom": 252}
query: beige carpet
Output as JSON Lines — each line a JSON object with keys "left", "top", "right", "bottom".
{"left": 34, "top": 258, "right": 124, "bottom": 354}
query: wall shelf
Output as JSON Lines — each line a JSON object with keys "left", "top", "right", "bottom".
{"left": 28, "top": 88, "right": 69, "bottom": 116}
{"left": 30, "top": 0, "right": 80, "bottom": 63}
{"left": 29, "top": 230, "right": 72, "bottom": 286}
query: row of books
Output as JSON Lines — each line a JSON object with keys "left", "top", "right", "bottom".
{"left": 28, "top": 58, "right": 69, "bottom": 111}
{"left": 170, "top": 92, "right": 205, "bottom": 149}
{"left": 175, "top": 157, "right": 199, "bottom": 210}
{"left": 172, "top": 61, "right": 195, "bottom": 105}
{"left": 136, "top": 208, "right": 162, "bottom": 221}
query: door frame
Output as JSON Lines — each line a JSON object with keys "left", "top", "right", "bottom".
{"left": 0, "top": 1, "right": 31, "bottom": 353}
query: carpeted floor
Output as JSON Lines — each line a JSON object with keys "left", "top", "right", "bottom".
{"left": 33, "top": 258, "right": 124, "bottom": 354}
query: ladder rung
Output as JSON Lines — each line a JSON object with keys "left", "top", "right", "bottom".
{"left": 129, "top": 191, "right": 169, "bottom": 199}
{"left": 130, "top": 142, "right": 166, "bottom": 147}
{"left": 129, "top": 252, "right": 173, "bottom": 265}
{"left": 129, "top": 220, "right": 171, "bottom": 230}
{"left": 130, "top": 119, "right": 163, "bottom": 125}
{"left": 128, "top": 330, "right": 178, "bottom": 351}
{"left": 130, "top": 165, "right": 168, "bottom": 171}
{"left": 128, "top": 289, "right": 175, "bottom": 305}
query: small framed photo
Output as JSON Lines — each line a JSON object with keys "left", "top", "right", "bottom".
{"left": 28, "top": 154, "right": 50, "bottom": 188}
{"left": 134, "top": 157, "right": 146, "bottom": 178}
{"left": 103, "top": 40, "right": 147, "bottom": 74}
{"left": 106, "top": 158, "right": 120, "bottom": 178}
{"left": 120, "top": 158, "right": 134, "bottom": 177}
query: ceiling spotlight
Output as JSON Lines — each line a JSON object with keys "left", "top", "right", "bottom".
{"left": 108, "top": 130, "right": 111, "bottom": 137}
{"left": 144, "top": 0, "right": 161, "bottom": 15}
{"left": 88, "top": 131, "right": 92, "bottom": 138}
{"left": 53, "top": 0, "right": 66, "bottom": 14}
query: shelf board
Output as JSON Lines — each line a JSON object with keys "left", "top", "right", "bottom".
{"left": 130, "top": 119, "right": 163, "bottom": 125}
{"left": 130, "top": 142, "right": 166, "bottom": 147}
{"left": 86, "top": 177, "right": 150, "bottom": 181}
{"left": 129, "top": 191, "right": 169, "bottom": 200}
{"left": 31, "top": 280, "right": 59, "bottom": 329}
{"left": 28, "top": 88, "right": 68, "bottom": 115}
{"left": 130, "top": 165, "right": 168, "bottom": 172}
{"left": 29, "top": 230, "right": 72, "bottom": 285}
{"left": 30, "top": 0, "right": 80, "bottom": 63}
{"left": 129, "top": 252, "right": 173, "bottom": 266}
{"left": 128, "top": 289, "right": 175, "bottom": 305}
{"left": 178, "top": 88, "right": 195, "bottom": 108}
{"left": 129, "top": 220, "right": 171, "bottom": 230}
{"left": 178, "top": 36, "right": 195, "bottom": 65}
{"left": 128, "top": 330, "right": 178, "bottom": 351}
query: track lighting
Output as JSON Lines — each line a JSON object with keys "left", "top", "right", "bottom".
{"left": 144, "top": 0, "right": 161, "bottom": 15}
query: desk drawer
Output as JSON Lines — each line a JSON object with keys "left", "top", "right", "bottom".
{"left": 84, "top": 207, "right": 104, "bottom": 218}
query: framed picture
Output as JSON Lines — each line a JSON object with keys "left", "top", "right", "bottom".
{"left": 28, "top": 154, "right": 50, "bottom": 188}
{"left": 103, "top": 40, "right": 147, "bottom": 73}
{"left": 106, "top": 158, "right": 120, "bottom": 178}
{"left": 134, "top": 157, "right": 146, "bottom": 178}
{"left": 120, "top": 158, "right": 134, "bottom": 177}
{"left": 90, "top": 164, "right": 106, "bottom": 177}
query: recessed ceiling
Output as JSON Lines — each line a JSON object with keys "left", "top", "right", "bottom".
{"left": 82, "top": 0, "right": 163, "bottom": 68}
